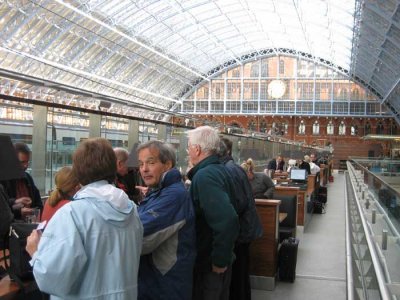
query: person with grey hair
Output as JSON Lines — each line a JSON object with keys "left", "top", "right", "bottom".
{"left": 136, "top": 140, "right": 196, "bottom": 300}
{"left": 219, "top": 137, "right": 262, "bottom": 300}
{"left": 186, "top": 126, "right": 239, "bottom": 300}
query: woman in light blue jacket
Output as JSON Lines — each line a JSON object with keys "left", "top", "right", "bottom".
{"left": 26, "top": 138, "right": 143, "bottom": 300}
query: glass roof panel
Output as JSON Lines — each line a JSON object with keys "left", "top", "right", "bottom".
{"left": 2, "top": 0, "right": 400, "bottom": 120}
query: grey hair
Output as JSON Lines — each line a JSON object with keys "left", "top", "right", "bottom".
{"left": 136, "top": 140, "right": 176, "bottom": 167}
{"left": 217, "top": 139, "right": 228, "bottom": 158}
{"left": 186, "top": 126, "right": 220, "bottom": 154}
{"left": 113, "top": 147, "right": 129, "bottom": 162}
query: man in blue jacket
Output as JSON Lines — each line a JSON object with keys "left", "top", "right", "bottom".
{"left": 187, "top": 126, "right": 239, "bottom": 300}
{"left": 137, "top": 140, "right": 196, "bottom": 300}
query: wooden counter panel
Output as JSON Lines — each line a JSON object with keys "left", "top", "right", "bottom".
{"left": 249, "top": 200, "right": 279, "bottom": 277}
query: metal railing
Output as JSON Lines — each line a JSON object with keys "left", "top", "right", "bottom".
{"left": 346, "top": 161, "right": 400, "bottom": 299}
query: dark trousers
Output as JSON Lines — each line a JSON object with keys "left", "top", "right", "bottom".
{"left": 193, "top": 266, "right": 232, "bottom": 300}
{"left": 229, "top": 242, "right": 251, "bottom": 300}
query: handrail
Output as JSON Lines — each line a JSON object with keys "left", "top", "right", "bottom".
{"left": 345, "top": 173, "right": 354, "bottom": 300}
{"left": 350, "top": 159, "right": 400, "bottom": 241}
{"left": 347, "top": 162, "right": 392, "bottom": 299}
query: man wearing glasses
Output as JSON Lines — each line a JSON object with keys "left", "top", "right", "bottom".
{"left": 2, "top": 142, "right": 42, "bottom": 219}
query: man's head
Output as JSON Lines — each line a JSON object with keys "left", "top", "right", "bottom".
{"left": 114, "top": 148, "right": 129, "bottom": 176}
{"left": 14, "top": 142, "right": 31, "bottom": 171}
{"left": 276, "top": 155, "right": 283, "bottom": 164}
{"left": 186, "top": 126, "right": 220, "bottom": 167}
{"left": 310, "top": 153, "right": 317, "bottom": 162}
{"left": 220, "top": 137, "right": 233, "bottom": 157}
{"left": 73, "top": 138, "right": 117, "bottom": 186}
{"left": 137, "top": 140, "right": 175, "bottom": 188}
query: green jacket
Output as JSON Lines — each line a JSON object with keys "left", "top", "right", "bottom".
{"left": 188, "top": 155, "right": 239, "bottom": 271}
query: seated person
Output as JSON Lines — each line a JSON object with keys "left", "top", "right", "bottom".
{"left": 310, "top": 153, "right": 321, "bottom": 166}
{"left": 41, "top": 166, "right": 80, "bottom": 223}
{"left": 299, "top": 155, "right": 311, "bottom": 175}
{"left": 137, "top": 140, "right": 196, "bottom": 300}
{"left": 309, "top": 160, "right": 321, "bottom": 175}
{"left": 266, "top": 154, "right": 285, "bottom": 176}
{"left": 3, "top": 142, "right": 43, "bottom": 220}
{"left": 287, "top": 159, "right": 297, "bottom": 173}
{"left": 242, "top": 158, "right": 275, "bottom": 199}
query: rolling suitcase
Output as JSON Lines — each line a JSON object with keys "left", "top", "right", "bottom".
{"left": 278, "top": 237, "right": 299, "bottom": 282}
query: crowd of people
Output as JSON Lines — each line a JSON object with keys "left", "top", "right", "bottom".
{"left": 0, "top": 127, "right": 328, "bottom": 300}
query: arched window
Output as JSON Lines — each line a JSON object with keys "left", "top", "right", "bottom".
{"left": 339, "top": 121, "right": 346, "bottom": 135}
{"left": 390, "top": 122, "right": 397, "bottom": 135}
{"left": 376, "top": 121, "right": 384, "bottom": 134}
{"left": 248, "top": 119, "right": 256, "bottom": 131}
{"left": 327, "top": 121, "right": 334, "bottom": 135}
{"left": 250, "top": 64, "right": 259, "bottom": 77}
{"left": 298, "top": 120, "right": 305, "bottom": 135}
{"left": 279, "top": 59, "right": 285, "bottom": 74}
{"left": 261, "top": 61, "right": 268, "bottom": 77}
{"left": 232, "top": 69, "right": 240, "bottom": 78}
{"left": 351, "top": 124, "right": 358, "bottom": 136}
{"left": 259, "top": 120, "right": 267, "bottom": 133}
{"left": 351, "top": 89, "right": 360, "bottom": 100}
{"left": 312, "top": 121, "right": 320, "bottom": 135}
{"left": 365, "top": 122, "right": 371, "bottom": 135}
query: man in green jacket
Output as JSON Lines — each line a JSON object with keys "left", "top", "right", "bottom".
{"left": 187, "top": 126, "right": 239, "bottom": 300}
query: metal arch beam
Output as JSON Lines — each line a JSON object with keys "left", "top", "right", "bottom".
{"left": 27, "top": 4, "right": 197, "bottom": 88}
{"left": 51, "top": 0, "right": 208, "bottom": 81}
{"left": 291, "top": 0, "right": 315, "bottom": 61}
{"left": 2, "top": 2, "right": 42, "bottom": 42}
{"left": 177, "top": 48, "right": 384, "bottom": 101}
{"left": 355, "top": 3, "right": 399, "bottom": 85}
{"left": 0, "top": 46, "right": 181, "bottom": 105}
{"left": 31, "top": 5, "right": 198, "bottom": 88}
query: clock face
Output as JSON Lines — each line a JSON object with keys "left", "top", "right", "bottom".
{"left": 268, "top": 80, "right": 286, "bottom": 99}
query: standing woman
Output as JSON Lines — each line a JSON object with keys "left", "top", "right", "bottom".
{"left": 26, "top": 138, "right": 143, "bottom": 299}
{"left": 41, "top": 166, "right": 80, "bottom": 223}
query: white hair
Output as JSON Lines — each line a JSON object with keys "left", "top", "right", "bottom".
{"left": 114, "top": 147, "right": 129, "bottom": 162}
{"left": 187, "top": 126, "right": 220, "bottom": 154}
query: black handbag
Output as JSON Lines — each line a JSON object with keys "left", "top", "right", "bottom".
{"left": 9, "top": 222, "right": 37, "bottom": 280}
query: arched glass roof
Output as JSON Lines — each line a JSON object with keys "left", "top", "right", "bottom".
{"left": 0, "top": 0, "right": 399, "bottom": 122}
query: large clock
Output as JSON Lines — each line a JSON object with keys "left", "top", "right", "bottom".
{"left": 268, "top": 80, "right": 286, "bottom": 99}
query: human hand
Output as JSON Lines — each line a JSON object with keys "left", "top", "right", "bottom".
{"left": 135, "top": 186, "right": 148, "bottom": 196}
{"left": 21, "top": 207, "right": 34, "bottom": 217}
{"left": 212, "top": 264, "right": 227, "bottom": 274}
{"left": 15, "top": 197, "right": 32, "bottom": 207}
{"left": 26, "top": 230, "right": 42, "bottom": 257}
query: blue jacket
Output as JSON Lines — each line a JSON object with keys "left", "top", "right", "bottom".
{"left": 138, "top": 168, "right": 196, "bottom": 300}
{"left": 31, "top": 181, "right": 143, "bottom": 300}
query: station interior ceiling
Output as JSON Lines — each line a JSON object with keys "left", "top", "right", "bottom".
{"left": 1, "top": 0, "right": 400, "bottom": 125}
